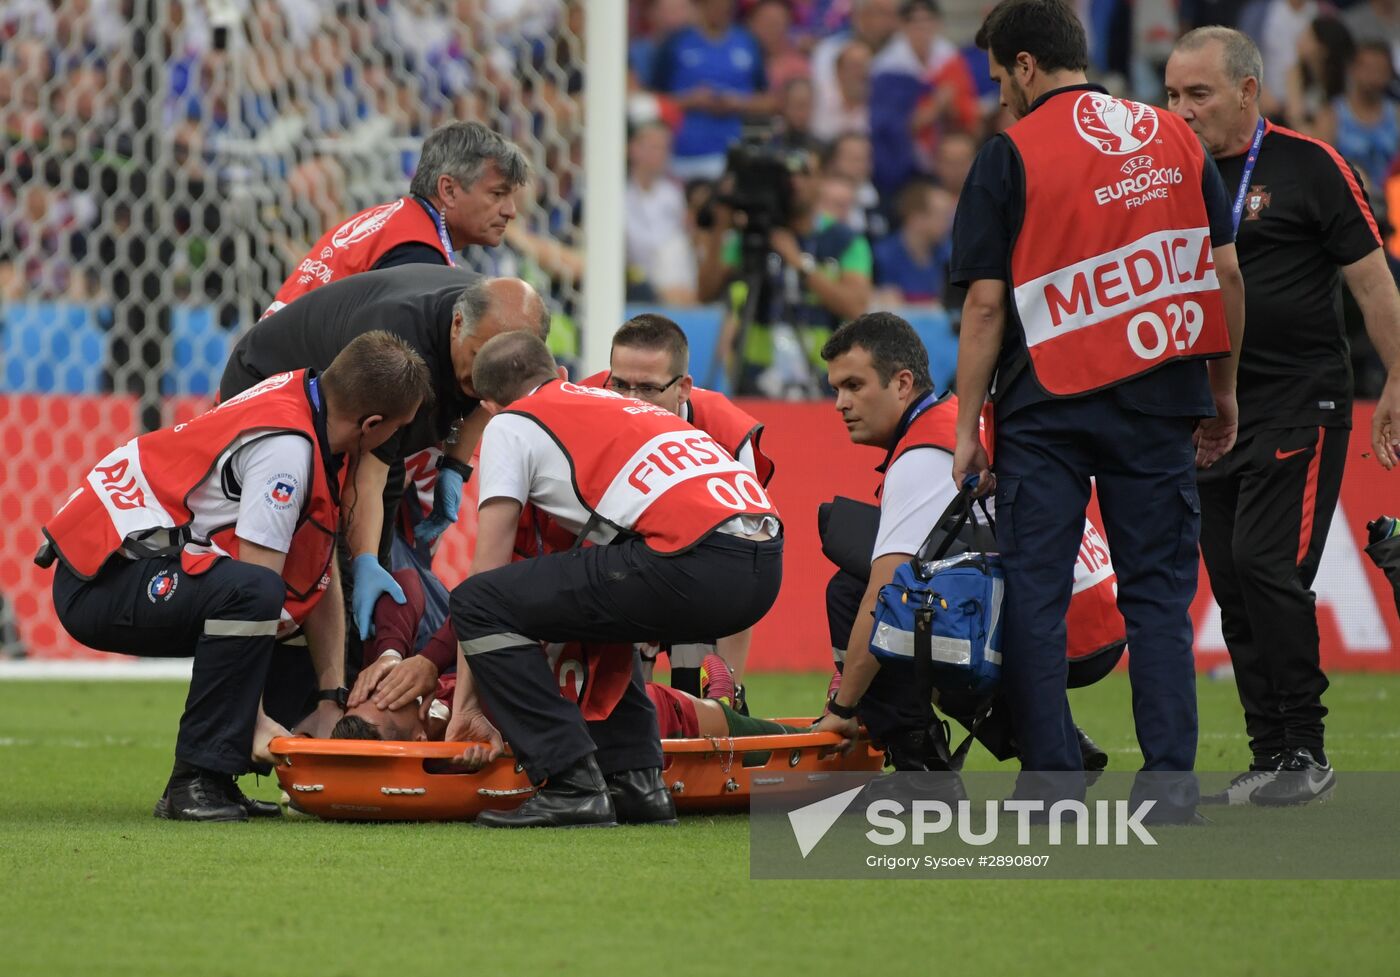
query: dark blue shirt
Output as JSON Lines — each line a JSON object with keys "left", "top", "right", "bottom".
{"left": 949, "top": 84, "right": 1236, "bottom": 419}
{"left": 650, "top": 26, "right": 767, "bottom": 160}
{"left": 874, "top": 234, "right": 950, "bottom": 303}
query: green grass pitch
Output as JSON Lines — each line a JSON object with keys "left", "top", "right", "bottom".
{"left": 2, "top": 671, "right": 1398, "bottom": 977}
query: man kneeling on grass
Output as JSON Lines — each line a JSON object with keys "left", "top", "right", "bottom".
{"left": 39, "top": 332, "right": 431, "bottom": 821}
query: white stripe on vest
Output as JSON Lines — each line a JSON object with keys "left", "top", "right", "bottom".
{"left": 1014, "top": 226, "right": 1217, "bottom": 347}
{"left": 595, "top": 430, "right": 753, "bottom": 529}
{"left": 84, "top": 439, "right": 176, "bottom": 542}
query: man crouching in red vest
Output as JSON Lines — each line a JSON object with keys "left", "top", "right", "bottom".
{"left": 38, "top": 332, "right": 433, "bottom": 822}
{"left": 813, "top": 314, "right": 1126, "bottom": 771}
{"left": 581, "top": 313, "right": 776, "bottom": 706}
{"left": 445, "top": 333, "right": 783, "bottom": 828}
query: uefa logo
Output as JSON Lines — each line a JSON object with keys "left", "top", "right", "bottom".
{"left": 332, "top": 198, "right": 405, "bottom": 249}
{"left": 1073, "top": 92, "right": 1159, "bottom": 156}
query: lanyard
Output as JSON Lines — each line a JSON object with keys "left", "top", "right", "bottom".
{"left": 1230, "top": 116, "right": 1267, "bottom": 234}
{"left": 877, "top": 392, "right": 941, "bottom": 474}
{"left": 308, "top": 375, "right": 321, "bottom": 411}
{"left": 903, "top": 392, "right": 939, "bottom": 429}
{"left": 414, "top": 196, "right": 458, "bottom": 266}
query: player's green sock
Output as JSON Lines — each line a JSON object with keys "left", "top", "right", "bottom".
{"left": 718, "top": 704, "right": 807, "bottom": 736}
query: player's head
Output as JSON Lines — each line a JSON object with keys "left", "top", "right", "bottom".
{"left": 449, "top": 277, "right": 550, "bottom": 398}
{"left": 330, "top": 702, "right": 428, "bottom": 742}
{"left": 895, "top": 181, "right": 954, "bottom": 245}
{"left": 410, "top": 121, "right": 530, "bottom": 248}
{"left": 471, "top": 331, "right": 561, "bottom": 410}
{"left": 822, "top": 312, "right": 934, "bottom": 447}
{"left": 608, "top": 314, "right": 693, "bottom": 415}
{"left": 1166, "top": 27, "right": 1263, "bottom": 157}
{"left": 975, "top": 0, "right": 1089, "bottom": 119}
{"left": 320, "top": 330, "right": 433, "bottom": 456}
{"left": 628, "top": 121, "right": 673, "bottom": 181}
{"left": 1351, "top": 41, "right": 1393, "bottom": 101}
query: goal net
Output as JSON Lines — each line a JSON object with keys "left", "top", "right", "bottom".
{"left": 0, "top": 0, "right": 587, "bottom": 658}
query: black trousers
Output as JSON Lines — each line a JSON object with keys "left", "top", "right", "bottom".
{"left": 450, "top": 533, "right": 783, "bottom": 782}
{"left": 52, "top": 556, "right": 285, "bottom": 775}
{"left": 1198, "top": 425, "right": 1346, "bottom": 759}
{"left": 826, "top": 568, "right": 1017, "bottom": 761}
{"left": 220, "top": 361, "right": 404, "bottom": 715}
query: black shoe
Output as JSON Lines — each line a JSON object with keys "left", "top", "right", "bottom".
{"left": 885, "top": 723, "right": 955, "bottom": 772}
{"left": 476, "top": 754, "right": 617, "bottom": 828}
{"left": 225, "top": 776, "right": 282, "bottom": 818}
{"left": 733, "top": 683, "right": 749, "bottom": 717}
{"left": 863, "top": 769, "right": 968, "bottom": 806}
{"left": 1076, "top": 726, "right": 1108, "bottom": 771}
{"left": 1251, "top": 747, "right": 1335, "bottom": 807}
{"left": 606, "top": 767, "right": 678, "bottom": 825}
{"left": 154, "top": 773, "right": 248, "bottom": 822}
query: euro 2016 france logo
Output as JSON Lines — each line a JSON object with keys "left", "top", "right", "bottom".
{"left": 1074, "top": 92, "right": 1159, "bottom": 156}
{"left": 146, "top": 570, "right": 178, "bottom": 604}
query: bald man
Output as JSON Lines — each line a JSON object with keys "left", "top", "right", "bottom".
{"left": 221, "top": 266, "right": 549, "bottom": 728}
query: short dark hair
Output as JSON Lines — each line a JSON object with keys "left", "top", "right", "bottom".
{"left": 975, "top": 0, "right": 1088, "bottom": 74}
{"left": 901, "top": 0, "right": 941, "bottom": 19}
{"left": 613, "top": 314, "right": 689, "bottom": 375}
{"left": 330, "top": 715, "right": 383, "bottom": 740}
{"left": 471, "top": 331, "right": 558, "bottom": 404}
{"left": 820, "top": 312, "right": 933, "bottom": 394}
{"left": 320, "top": 330, "right": 434, "bottom": 422}
{"left": 821, "top": 131, "right": 869, "bottom": 170}
{"left": 894, "top": 179, "right": 936, "bottom": 223}
{"left": 409, "top": 121, "right": 530, "bottom": 199}
{"left": 1355, "top": 39, "right": 1393, "bottom": 70}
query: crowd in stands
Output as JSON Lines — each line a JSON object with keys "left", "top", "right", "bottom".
{"left": 1, "top": 0, "right": 1397, "bottom": 397}
{"left": 623, "top": 0, "right": 1399, "bottom": 394}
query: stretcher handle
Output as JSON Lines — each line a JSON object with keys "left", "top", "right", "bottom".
{"left": 268, "top": 737, "right": 510, "bottom": 759}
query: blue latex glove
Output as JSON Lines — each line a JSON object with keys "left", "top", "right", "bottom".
{"left": 351, "top": 553, "right": 406, "bottom": 640}
{"left": 414, "top": 466, "right": 464, "bottom": 548}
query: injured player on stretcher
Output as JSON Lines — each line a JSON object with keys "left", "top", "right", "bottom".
{"left": 330, "top": 572, "right": 810, "bottom": 749}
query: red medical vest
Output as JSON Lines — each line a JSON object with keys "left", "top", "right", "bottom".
{"left": 580, "top": 371, "right": 776, "bottom": 487}
{"left": 263, "top": 197, "right": 452, "bottom": 317}
{"left": 43, "top": 371, "right": 341, "bottom": 626}
{"left": 505, "top": 380, "right": 779, "bottom": 555}
{"left": 1005, "top": 89, "right": 1229, "bottom": 396}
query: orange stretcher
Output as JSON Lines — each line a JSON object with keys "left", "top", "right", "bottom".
{"left": 269, "top": 722, "right": 884, "bottom": 821}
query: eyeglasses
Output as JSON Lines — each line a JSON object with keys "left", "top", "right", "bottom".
{"left": 605, "top": 373, "right": 683, "bottom": 397}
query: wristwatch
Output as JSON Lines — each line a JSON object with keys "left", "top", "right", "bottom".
{"left": 318, "top": 686, "right": 350, "bottom": 709}
{"left": 826, "top": 696, "right": 859, "bottom": 720}
{"left": 436, "top": 456, "right": 473, "bottom": 480}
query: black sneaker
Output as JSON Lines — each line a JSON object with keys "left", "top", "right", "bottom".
{"left": 154, "top": 773, "right": 248, "bottom": 822}
{"left": 1251, "top": 748, "right": 1335, "bottom": 807}
{"left": 1202, "top": 754, "right": 1285, "bottom": 806}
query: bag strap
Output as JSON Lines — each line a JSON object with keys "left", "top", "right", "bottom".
{"left": 915, "top": 477, "right": 996, "bottom": 566}
{"left": 913, "top": 607, "right": 991, "bottom": 771}
{"left": 945, "top": 696, "right": 996, "bottom": 771}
